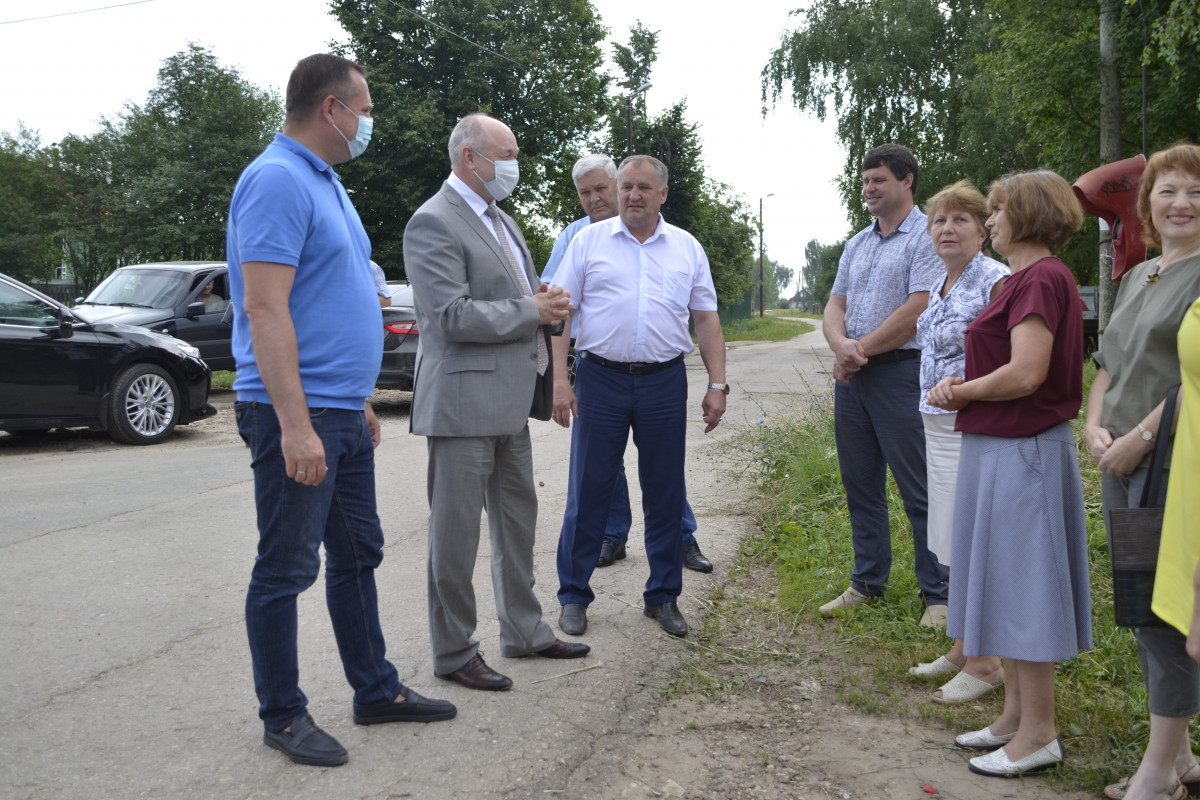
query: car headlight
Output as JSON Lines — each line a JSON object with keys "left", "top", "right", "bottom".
{"left": 176, "top": 343, "right": 201, "bottom": 359}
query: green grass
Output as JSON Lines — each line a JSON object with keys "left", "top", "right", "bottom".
{"left": 767, "top": 308, "right": 823, "bottom": 321}
{"left": 722, "top": 361, "right": 1182, "bottom": 794}
{"left": 721, "top": 315, "right": 814, "bottom": 342}
{"left": 211, "top": 370, "right": 236, "bottom": 390}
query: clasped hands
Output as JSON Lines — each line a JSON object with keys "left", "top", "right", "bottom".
{"left": 534, "top": 283, "right": 573, "bottom": 325}
{"left": 927, "top": 376, "right": 969, "bottom": 412}
{"left": 831, "top": 337, "right": 867, "bottom": 384}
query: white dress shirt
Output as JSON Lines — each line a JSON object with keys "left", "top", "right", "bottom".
{"left": 555, "top": 214, "right": 717, "bottom": 363}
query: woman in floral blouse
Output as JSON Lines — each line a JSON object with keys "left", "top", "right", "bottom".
{"left": 908, "top": 180, "right": 1008, "bottom": 704}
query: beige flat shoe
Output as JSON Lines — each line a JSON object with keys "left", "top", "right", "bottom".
{"left": 908, "top": 655, "right": 962, "bottom": 678}
{"left": 932, "top": 670, "right": 1002, "bottom": 704}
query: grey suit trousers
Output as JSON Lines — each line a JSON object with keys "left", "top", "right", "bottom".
{"left": 426, "top": 429, "right": 557, "bottom": 674}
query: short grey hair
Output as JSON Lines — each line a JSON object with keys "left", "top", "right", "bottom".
{"left": 617, "top": 155, "right": 668, "bottom": 188}
{"left": 571, "top": 154, "right": 617, "bottom": 184}
{"left": 448, "top": 113, "right": 493, "bottom": 168}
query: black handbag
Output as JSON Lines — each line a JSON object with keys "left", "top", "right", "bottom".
{"left": 1106, "top": 384, "right": 1181, "bottom": 628}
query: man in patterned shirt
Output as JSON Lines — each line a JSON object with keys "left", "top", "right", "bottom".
{"left": 818, "top": 144, "right": 949, "bottom": 626}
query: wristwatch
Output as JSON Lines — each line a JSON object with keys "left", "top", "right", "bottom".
{"left": 708, "top": 382, "right": 730, "bottom": 395}
{"left": 1137, "top": 423, "right": 1155, "bottom": 442}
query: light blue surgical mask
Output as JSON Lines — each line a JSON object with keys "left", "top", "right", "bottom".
{"left": 472, "top": 150, "right": 520, "bottom": 201}
{"left": 331, "top": 97, "right": 373, "bottom": 160}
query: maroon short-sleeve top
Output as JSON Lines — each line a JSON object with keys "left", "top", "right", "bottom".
{"left": 956, "top": 257, "right": 1084, "bottom": 438}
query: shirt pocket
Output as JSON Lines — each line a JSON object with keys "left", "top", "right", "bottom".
{"left": 660, "top": 266, "right": 692, "bottom": 309}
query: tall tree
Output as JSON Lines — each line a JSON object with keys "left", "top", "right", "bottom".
{"left": 0, "top": 127, "right": 61, "bottom": 283}
{"left": 116, "top": 45, "right": 282, "bottom": 262}
{"left": 592, "top": 27, "right": 755, "bottom": 306}
{"left": 802, "top": 237, "right": 843, "bottom": 307}
{"left": 762, "top": 0, "right": 1026, "bottom": 232}
{"left": 763, "top": 0, "right": 1200, "bottom": 285}
{"left": 330, "top": 0, "right": 610, "bottom": 273}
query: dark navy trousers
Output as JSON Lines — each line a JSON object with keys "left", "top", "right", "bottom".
{"left": 833, "top": 358, "right": 948, "bottom": 603}
{"left": 556, "top": 357, "right": 686, "bottom": 607}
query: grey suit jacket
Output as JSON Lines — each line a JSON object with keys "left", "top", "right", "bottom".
{"left": 404, "top": 182, "right": 552, "bottom": 437}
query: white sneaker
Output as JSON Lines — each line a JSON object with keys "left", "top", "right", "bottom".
{"left": 818, "top": 586, "right": 871, "bottom": 618}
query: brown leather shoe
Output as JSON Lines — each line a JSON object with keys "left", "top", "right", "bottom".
{"left": 437, "top": 653, "right": 512, "bottom": 691}
{"left": 534, "top": 639, "right": 590, "bottom": 659}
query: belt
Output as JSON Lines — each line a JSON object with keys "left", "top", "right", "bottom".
{"left": 865, "top": 348, "right": 920, "bottom": 367}
{"left": 579, "top": 351, "right": 684, "bottom": 374}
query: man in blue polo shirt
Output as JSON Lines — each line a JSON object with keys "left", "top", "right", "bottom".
{"left": 227, "top": 53, "right": 454, "bottom": 768}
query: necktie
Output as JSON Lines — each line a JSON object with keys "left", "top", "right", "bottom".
{"left": 484, "top": 204, "right": 547, "bottom": 374}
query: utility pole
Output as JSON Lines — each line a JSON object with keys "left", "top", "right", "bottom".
{"left": 1098, "top": 0, "right": 1122, "bottom": 335}
{"left": 759, "top": 194, "right": 773, "bottom": 317}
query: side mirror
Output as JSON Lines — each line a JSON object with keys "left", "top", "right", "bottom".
{"left": 74, "top": 296, "right": 85, "bottom": 305}
{"left": 186, "top": 301, "right": 206, "bottom": 318}
{"left": 54, "top": 307, "right": 75, "bottom": 339}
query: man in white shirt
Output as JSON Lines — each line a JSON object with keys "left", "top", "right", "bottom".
{"left": 542, "top": 154, "right": 714, "bottom": 574}
{"left": 549, "top": 155, "right": 728, "bottom": 638}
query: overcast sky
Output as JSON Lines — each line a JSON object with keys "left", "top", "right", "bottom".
{"left": 0, "top": 0, "right": 852, "bottom": 294}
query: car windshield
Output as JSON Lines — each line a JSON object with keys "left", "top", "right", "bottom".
{"left": 86, "top": 269, "right": 190, "bottom": 309}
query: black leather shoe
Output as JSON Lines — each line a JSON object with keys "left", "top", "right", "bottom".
{"left": 353, "top": 685, "right": 457, "bottom": 724}
{"left": 263, "top": 712, "right": 348, "bottom": 767}
{"left": 683, "top": 542, "right": 713, "bottom": 573}
{"left": 437, "top": 653, "right": 512, "bottom": 691}
{"left": 535, "top": 638, "right": 591, "bottom": 658}
{"left": 596, "top": 538, "right": 627, "bottom": 567}
{"left": 559, "top": 603, "right": 588, "bottom": 635}
{"left": 644, "top": 601, "right": 688, "bottom": 637}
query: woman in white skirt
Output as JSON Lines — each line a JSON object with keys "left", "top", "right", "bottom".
{"left": 929, "top": 170, "right": 1091, "bottom": 778}
{"left": 909, "top": 181, "right": 1008, "bottom": 704}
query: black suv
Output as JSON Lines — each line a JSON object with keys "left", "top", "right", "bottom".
{"left": 75, "top": 262, "right": 234, "bottom": 370}
{"left": 0, "top": 272, "right": 214, "bottom": 445}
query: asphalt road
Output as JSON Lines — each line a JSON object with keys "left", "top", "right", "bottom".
{"left": 0, "top": 329, "right": 833, "bottom": 800}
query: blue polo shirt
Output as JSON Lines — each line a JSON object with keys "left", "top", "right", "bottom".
{"left": 226, "top": 133, "right": 382, "bottom": 409}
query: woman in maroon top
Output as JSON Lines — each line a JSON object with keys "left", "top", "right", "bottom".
{"left": 929, "top": 170, "right": 1091, "bottom": 778}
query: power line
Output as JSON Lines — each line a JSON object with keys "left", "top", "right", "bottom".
{"left": 0, "top": 0, "right": 154, "bottom": 25}
{"left": 383, "top": 0, "right": 524, "bottom": 69}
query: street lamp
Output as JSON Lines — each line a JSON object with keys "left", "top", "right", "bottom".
{"left": 625, "top": 82, "right": 652, "bottom": 158}
{"left": 759, "top": 193, "right": 774, "bottom": 317}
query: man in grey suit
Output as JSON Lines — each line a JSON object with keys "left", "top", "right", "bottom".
{"left": 404, "top": 113, "right": 589, "bottom": 692}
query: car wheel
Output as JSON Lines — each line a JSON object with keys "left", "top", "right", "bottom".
{"left": 108, "top": 363, "right": 180, "bottom": 445}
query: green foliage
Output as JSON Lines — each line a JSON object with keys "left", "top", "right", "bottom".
{"left": 588, "top": 27, "right": 756, "bottom": 307}
{"left": 116, "top": 44, "right": 282, "bottom": 262}
{"left": 5, "top": 45, "right": 281, "bottom": 292}
{"left": 720, "top": 315, "right": 812, "bottom": 343}
{"left": 0, "top": 126, "right": 61, "bottom": 283}
{"left": 330, "top": 0, "right": 610, "bottom": 273}
{"left": 802, "top": 238, "right": 843, "bottom": 307}
{"left": 763, "top": 0, "right": 1200, "bottom": 287}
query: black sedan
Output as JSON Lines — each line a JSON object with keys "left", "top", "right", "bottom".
{"left": 0, "top": 272, "right": 215, "bottom": 445}
{"left": 75, "top": 261, "right": 234, "bottom": 370}
{"left": 377, "top": 281, "right": 418, "bottom": 391}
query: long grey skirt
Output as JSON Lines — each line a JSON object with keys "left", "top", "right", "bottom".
{"left": 945, "top": 422, "right": 1092, "bottom": 661}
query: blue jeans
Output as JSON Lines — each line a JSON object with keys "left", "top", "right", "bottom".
{"left": 556, "top": 358, "right": 686, "bottom": 607}
{"left": 605, "top": 469, "right": 698, "bottom": 548}
{"left": 833, "top": 358, "right": 947, "bottom": 603}
{"left": 236, "top": 401, "right": 401, "bottom": 732}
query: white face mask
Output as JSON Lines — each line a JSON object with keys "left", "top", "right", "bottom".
{"left": 472, "top": 150, "right": 520, "bottom": 201}
{"left": 331, "top": 97, "right": 373, "bottom": 159}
